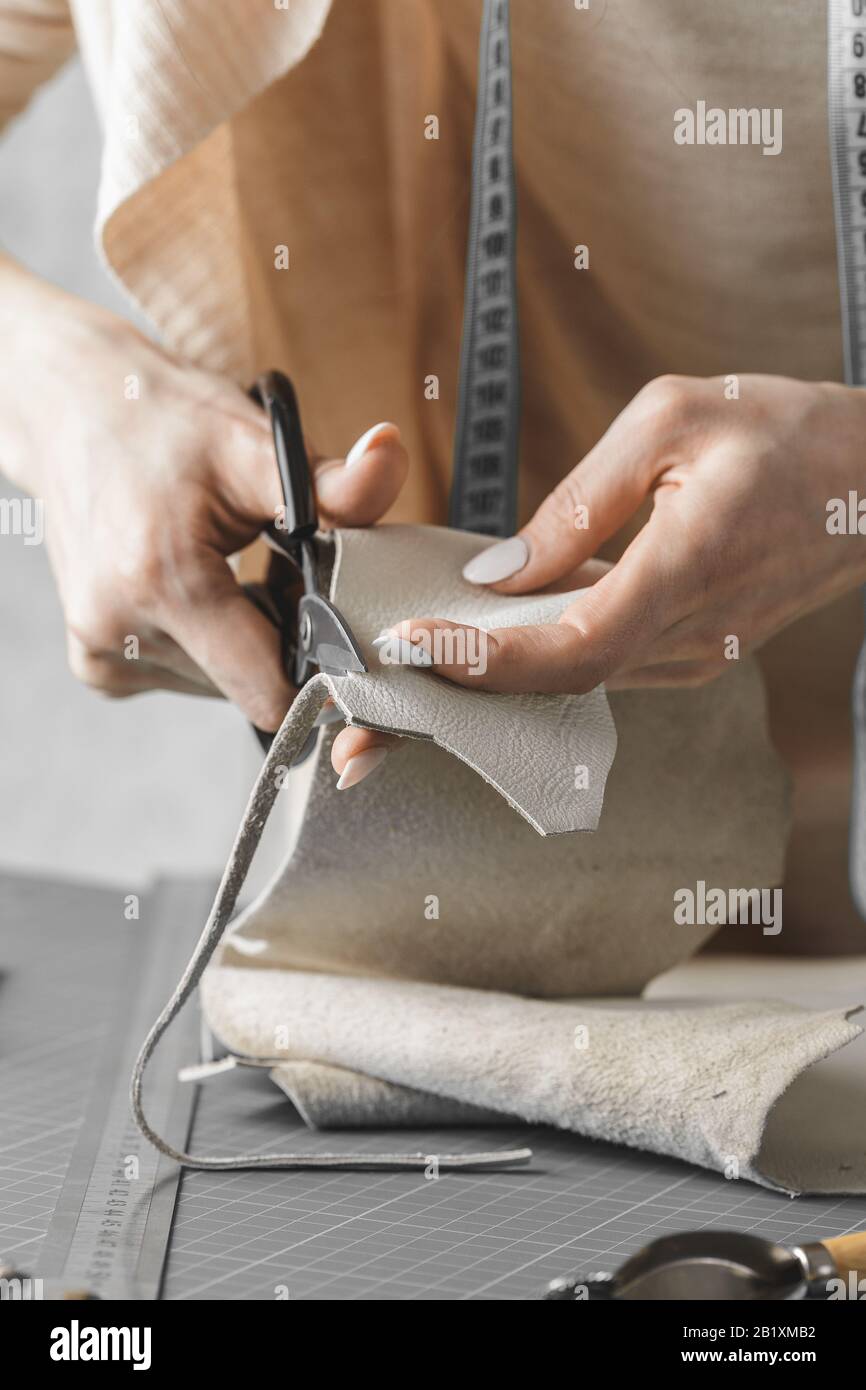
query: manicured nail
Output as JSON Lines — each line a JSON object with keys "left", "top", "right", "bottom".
{"left": 462, "top": 535, "right": 529, "bottom": 584}
{"left": 336, "top": 745, "right": 389, "bottom": 790}
{"left": 314, "top": 702, "right": 344, "bottom": 727}
{"left": 372, "top": 633, "right": 433, "bottom": 668}
{"left": 345, "top": 422, "right": 398, "bottom": 469}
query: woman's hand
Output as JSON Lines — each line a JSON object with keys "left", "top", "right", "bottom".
{"left": 7, "top": 277, "right": 864, "bottom": 799}
{"left": 380, "top": 375, "right": 866, "bottom": 694}
{"left": 0, "top": 262, "right": 407, "bottom": 735}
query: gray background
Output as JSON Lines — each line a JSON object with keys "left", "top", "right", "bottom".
{"left": 0, "top": 59, "right": 257, "bottom": 889}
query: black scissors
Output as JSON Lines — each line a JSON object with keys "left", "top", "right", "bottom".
{"left": 246, "top": 371, "right": 367, "bottom": 753}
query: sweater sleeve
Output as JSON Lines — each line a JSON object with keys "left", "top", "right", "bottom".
{"left": 0, "top": 0, "right": 76, "bottom": 134}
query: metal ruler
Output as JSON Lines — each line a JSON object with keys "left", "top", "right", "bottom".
{"left": 449, "top": 0, "right": 520, "bottom": 538}
{"left": 33, "top": 881, "right": 208, "bottom": 1300}
{"left": 828, "top": 0, "right": 866, "bottom": 916}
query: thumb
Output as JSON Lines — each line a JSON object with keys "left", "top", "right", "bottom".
{"left": 213, "top": 406, "right": 409, "bottom": 532}
{"left": 313, "top": 422, "right": 409, "bottom": 527}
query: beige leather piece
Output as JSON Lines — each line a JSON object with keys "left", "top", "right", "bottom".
{"left": 648, "top": 953, "right": 866, "bottom": 1194}
{"left": 202, "top": 965, "right": 863, "bottom": 1194}
{"left": 269, "top": 1060, "right": 511, "bottom": 1130}
{"left": 222, "top": 525, "right": 790, "bottom": 997}
{"left": 190, "top": 521, "right": 811, "bottom": 1186}
{"left": 246, "top": 958, "right": 866, "bottom": 1192}
{"left": 324, "top": 525, "right": 617, "bottom": 835}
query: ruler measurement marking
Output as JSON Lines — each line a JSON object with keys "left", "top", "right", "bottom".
{"left": 829, "top": 1, "right": 866, "bottom": 385}
{"left": 450, "top": 0, "right": 520, "bottom": 538}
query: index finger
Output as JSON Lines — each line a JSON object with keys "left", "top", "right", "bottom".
{"left": 384, "top": 533, "right": 675, "bottom": 694}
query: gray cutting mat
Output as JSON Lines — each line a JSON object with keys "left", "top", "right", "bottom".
{"left": 0, "top": 872, "right": 138, "bottom": 1269}
{"left": 3, "top": 872, "right": 866, "bottom": 1301}
{"left": 0, "top": 872, "right": 210, "bottom": 1295}
{"left": 164, "top": 1077, "right": 866, "bottom": 1301}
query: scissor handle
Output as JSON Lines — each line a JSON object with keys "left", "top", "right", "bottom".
{"left": 250, "top": 371, "right": 318, "bottom": 543}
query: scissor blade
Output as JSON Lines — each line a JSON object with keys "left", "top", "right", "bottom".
{"left": 305, "top": 594, "right": 368, "bottom": 676}
{"left": 316, "top": 644, "right": 363, "bottom": 676}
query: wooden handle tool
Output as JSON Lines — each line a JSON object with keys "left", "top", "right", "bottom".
{"left": 819, "top": 1231, "right": 866, "bottom": 1286}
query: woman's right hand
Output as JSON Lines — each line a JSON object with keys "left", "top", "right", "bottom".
{"left": 0, "top": 266, "right": 408, "bottom": 734}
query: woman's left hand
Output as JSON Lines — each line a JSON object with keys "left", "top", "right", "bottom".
{"left": 334, "top": 374, "right": 866, "bottom": 784}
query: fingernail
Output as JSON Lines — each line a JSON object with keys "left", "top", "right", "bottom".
{"left": 314, "top": 702, "right": 345, "bottom": 727}
{"left": 336, "top": 745, "right": 389, "bottom": 790}
{"left": 462, "top": 535, "right": 529, "bottom": 584}
{"left": 345, "top": 422, "right": 398, "bottom": 469}
{"left": 372, "top": 632, "right": 433, "bottom": 668}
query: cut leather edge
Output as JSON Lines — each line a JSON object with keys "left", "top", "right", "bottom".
{"left": 268, "top": 1060, "right": 515, "bottom": 1130}
{"left": 322, "top": 528, "right": 616, "bottom": 837}
{"left": 746, "top": 1003, "right": 865, "bottom": 1195}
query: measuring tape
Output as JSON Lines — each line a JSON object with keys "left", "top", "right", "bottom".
{"left": 828, "top": 0, "right": 866, "bottom": 916}
{"left": 449, "top": 0, "right": 520, "bottom": 538}
{"left": 828, "top": 0, "right": 866, "bottom": 386}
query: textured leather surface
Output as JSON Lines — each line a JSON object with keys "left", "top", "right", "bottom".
{"left": 188, "top": 521, "right": 821, "bottom": 1187}
{"left": 202, "top": 965, "right": 864, "bottom": 1193}
{"left": 325, "top": 525, "right": 617, "bottom": 835}
{"left": 269, "top": 1060, "right": 511, "bottom": 1130}
{"left": 219, "top": 525, "right": 791, "bottom": 997}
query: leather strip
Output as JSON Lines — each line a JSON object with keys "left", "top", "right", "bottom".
{"left": 129, "top": 676, "right": 531, "bottom": 1171}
